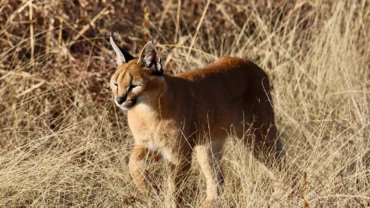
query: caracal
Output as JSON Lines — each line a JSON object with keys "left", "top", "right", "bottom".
{"left": 109, "top": 36, "right": 284, "bottom": 208}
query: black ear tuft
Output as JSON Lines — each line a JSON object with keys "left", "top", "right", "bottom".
{"left": 110, "top": 33, "right": 135, "bottom": 65}
{"left": 119, "top": 46, "right": 134, "bottom": 62}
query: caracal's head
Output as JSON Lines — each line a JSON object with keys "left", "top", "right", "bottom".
{"left": 109, "top": 36, "right": 163, "bottom": 111}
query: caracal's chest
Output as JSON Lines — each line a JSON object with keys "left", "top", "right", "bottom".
{"left": 127, "top": 103, "right": 181, "bottom": 161}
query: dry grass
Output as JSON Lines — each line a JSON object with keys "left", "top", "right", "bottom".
{"left": 0, "top": 0, "right": 369, "bottom": 207}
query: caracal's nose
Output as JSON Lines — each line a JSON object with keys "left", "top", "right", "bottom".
{"left": 116, "top": 95, "right": 126, "bottom": 105}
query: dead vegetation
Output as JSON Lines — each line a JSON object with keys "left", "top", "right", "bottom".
{"left": 0, "top": 0, "right": 369, "bottom": 207}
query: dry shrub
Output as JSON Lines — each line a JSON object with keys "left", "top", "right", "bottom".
{"left": 0, "top": 0, "right": 369, "bottom": 207}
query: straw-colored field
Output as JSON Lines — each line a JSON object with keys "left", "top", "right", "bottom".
{"left": 0, "top": 0, "right": 369, "bottom": 207}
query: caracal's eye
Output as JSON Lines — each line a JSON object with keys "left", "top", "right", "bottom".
{"left": 127, "top": 84, "right": 138, "bottom": 91}
{"left": 113, "top": 82, "right": 118, "bottom": 88}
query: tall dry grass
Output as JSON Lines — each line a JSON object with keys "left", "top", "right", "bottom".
{"left": 0, "top": 0, "right": 369, "bottom": 207}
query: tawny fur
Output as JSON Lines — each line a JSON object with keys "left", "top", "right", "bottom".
{"left": 109, "top": 40, "right": 283, "bottom": 208}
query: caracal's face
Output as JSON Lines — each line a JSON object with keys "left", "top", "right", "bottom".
{"left": 109, "top": 36, "right": 163, "bottom": 111}
{"left": 110, "top": 60, "right": 148, "bottom": 110}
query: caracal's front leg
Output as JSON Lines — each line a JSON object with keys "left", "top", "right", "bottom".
{"left": 196, "top": 141, "right": 225, "bottom": 208}
{"left": 129, "top": 145, "right": 151, "bottom": 195}
{"left": 166, "top": 152, "right": 192, "bottom": 208}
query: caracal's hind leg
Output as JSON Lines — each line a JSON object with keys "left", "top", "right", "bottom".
{"left": 252, "top": 124, "right": 284, "bottom": 169}
{"left": 196, "top": 140, "right": 225, "bottom": 208}
{"left": 248, "top": 124, "right": 289, "bottom": 199}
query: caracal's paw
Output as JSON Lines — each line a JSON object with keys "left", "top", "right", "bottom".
{"left": 202, "top": 198, "right": 219, "bottom": 208}
{"left": 136, "top": 186, "right": 150, "bottom": 196}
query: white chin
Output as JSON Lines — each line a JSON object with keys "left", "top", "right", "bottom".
{"left": 115, "top": 100, "right": 134, "bottom": 111}
{"left": 118, "top": 105, "right": 129, "bottom": 111}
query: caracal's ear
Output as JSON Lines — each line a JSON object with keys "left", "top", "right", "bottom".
{"left": 110, "top": 35, "right": 134, "bottom": 66}
{"left": 138, "top": 41, "right": 163, "bottom": 75}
